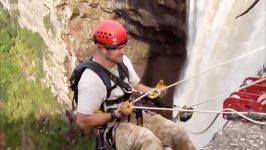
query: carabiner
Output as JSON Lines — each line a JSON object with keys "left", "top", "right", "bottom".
{"left": 123, "top": 85, "right": 133, "bottom": 94}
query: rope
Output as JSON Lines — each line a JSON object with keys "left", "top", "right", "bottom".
{"left": 190, "top": 77, "right": 265, "bottom": 107}
{"left": 132, "top": 46, "right": 265, "bottom": 104}
{"left": 133, "top": 106, "right": 266, "bottom": 115}
{"left": 223, "top": 108, "right": 266, "bottom": 125}
{"left": 132, "top": 89, "right": 159, "bottom": 103}
{"left": 185, "top": 116, "right": 230, "bottom": 135}
{"left": 132, "top": 77, "right": 265, "bottom": 108}
{"left": 185, "top": 114, "right": 220, "bottom": 135}
{"left": 160, "top": 46, "right": 265, "bottom": 91}
{"left": 221, "top": 120, "right": 230, "bottom": 130}
{"left": 133, "top": 106, "right": 266, "bottom": 125}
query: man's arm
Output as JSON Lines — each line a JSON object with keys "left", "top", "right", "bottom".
{"left": 76, "top": 112, "right": 112, "bottom": 129}
{"left": 76, "top": 101, "right": 134, "bottom": 129}
{"left": 76, "top": 69, "right": 110, "bottom": 129}
{"left": 133, "top": 83, "right": 154, "bottom": 94}
{"left": 133, "top": 83, "right": 173, "bottom": 108}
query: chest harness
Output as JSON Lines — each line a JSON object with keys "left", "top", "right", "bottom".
{"left": 69, "top": 59, "right": 143, "bottom": 149}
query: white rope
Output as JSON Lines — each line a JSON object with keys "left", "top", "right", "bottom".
{"left": 185, "top": 108, "right": 266, "bottom": 135}
{"left": 132, "top": 77, "right": 265, "bottom": 107}
{"left": 133, "top": 106, "right": 266, "bottom": 115}
{"left": 190, "top": 77, "right": 265, "bottom": 107}
{"left": 132, "top": 46, "right": 265, "bottom": 104}
{"left": 160, "top": 46, "right": 265, "bottom": 91}
{"left": 223, "top": 108, "right": 266, "bottom": 125}
{"left": 184, "top": 114, "right": 220, "bottom": 135}
{"left": 132, "top": 89, "right": 159, "bottom": 103}
{"left": 133, "top": 106, "right": 266, "bottom": 125}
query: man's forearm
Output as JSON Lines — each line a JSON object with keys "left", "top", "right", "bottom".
{"left": 133, "top": 83, "right": 153, "bottom": 94}
{"left": 76, "top": 112, "right": 112, "bottom": 129}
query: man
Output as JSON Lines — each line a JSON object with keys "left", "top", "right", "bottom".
{"left": 75, "top": 20, "right": 195, "bottom": 150}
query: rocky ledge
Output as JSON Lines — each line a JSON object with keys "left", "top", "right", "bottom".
{"left": 203, "top": 121, "right": 266, "bottom": 150}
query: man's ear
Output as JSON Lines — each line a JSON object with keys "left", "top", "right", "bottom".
{"left": 96, "top": 44, "right": 102, "bottom": 49}
{"left": 97, "top": 44, "right": 107, "bottom": 54}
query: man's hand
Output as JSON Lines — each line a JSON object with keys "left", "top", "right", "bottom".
{"left": 112, "top": 101, "right": 133, "bottom": 119}
{"left": 148, "top": 80, "right": 167, "bottom": 99}
{"left": 147, "top": 89, "right": 161, "bottom": 99}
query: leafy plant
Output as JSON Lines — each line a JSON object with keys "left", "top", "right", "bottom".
{"left": 0, "top": 6, "right": 94, "bottom": 149}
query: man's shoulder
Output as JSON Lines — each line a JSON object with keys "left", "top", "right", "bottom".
{"left": 79, "top": 68, "right": 104, "bottom": 84}
{"left": 122, "top": 55, "right": 132, "bottom": 66}
{"left": 122, "top": 55, "right": 130, "bottom": 61}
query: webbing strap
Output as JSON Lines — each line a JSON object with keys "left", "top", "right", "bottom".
{"left": 105, "top": 97, "right": 129, "bottom": 106}
{"left": 88, "top": 61, "right": 131, "bottom": 96}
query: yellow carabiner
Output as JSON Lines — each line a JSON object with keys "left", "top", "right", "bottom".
{"left": 148, "top": 80, "right": 167, "bottom": 99}
{"left": 118, "top": 101, "right": 134, "bottom": 114}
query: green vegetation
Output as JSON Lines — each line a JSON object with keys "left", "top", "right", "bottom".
{"left": 0, "top": 6, "right": 94, "bottom": 149}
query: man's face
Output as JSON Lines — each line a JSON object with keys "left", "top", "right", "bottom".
{"left": 105, "top": 45, "right": 126, "bottom": 63}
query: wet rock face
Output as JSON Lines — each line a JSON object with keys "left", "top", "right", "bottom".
{"left": 114, "top": 0, "right": 187, "bottom": 38}
{"left": 203, "top": 121, "right": 266, "bottom": 150}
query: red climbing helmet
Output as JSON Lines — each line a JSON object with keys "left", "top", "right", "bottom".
{"left": 93, "top": 20, "right": 127, "bottom": 50}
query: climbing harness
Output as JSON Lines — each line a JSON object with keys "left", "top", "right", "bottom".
{"left": 69, "top": 58, "right": 131, "bottom": 110}
{"left": 96, "top": 127, "right": 107, "bottom": 150}
{"left": 69, "top": 58, "right": 139, "bottom": 150}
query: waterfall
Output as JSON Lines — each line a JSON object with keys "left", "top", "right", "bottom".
{"left": 174, "top": 0, "right": 265, "bottom": 148}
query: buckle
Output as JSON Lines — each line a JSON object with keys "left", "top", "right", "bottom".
{"left": 123, "top": 85, "right": 133, "bottom": 94}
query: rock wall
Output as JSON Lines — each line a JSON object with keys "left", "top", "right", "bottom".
{"left": 0, "top": 0, "right": 187, "bottom": 117}
{"left": 1, "top": 0, "right": 71, "bottom": 104}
